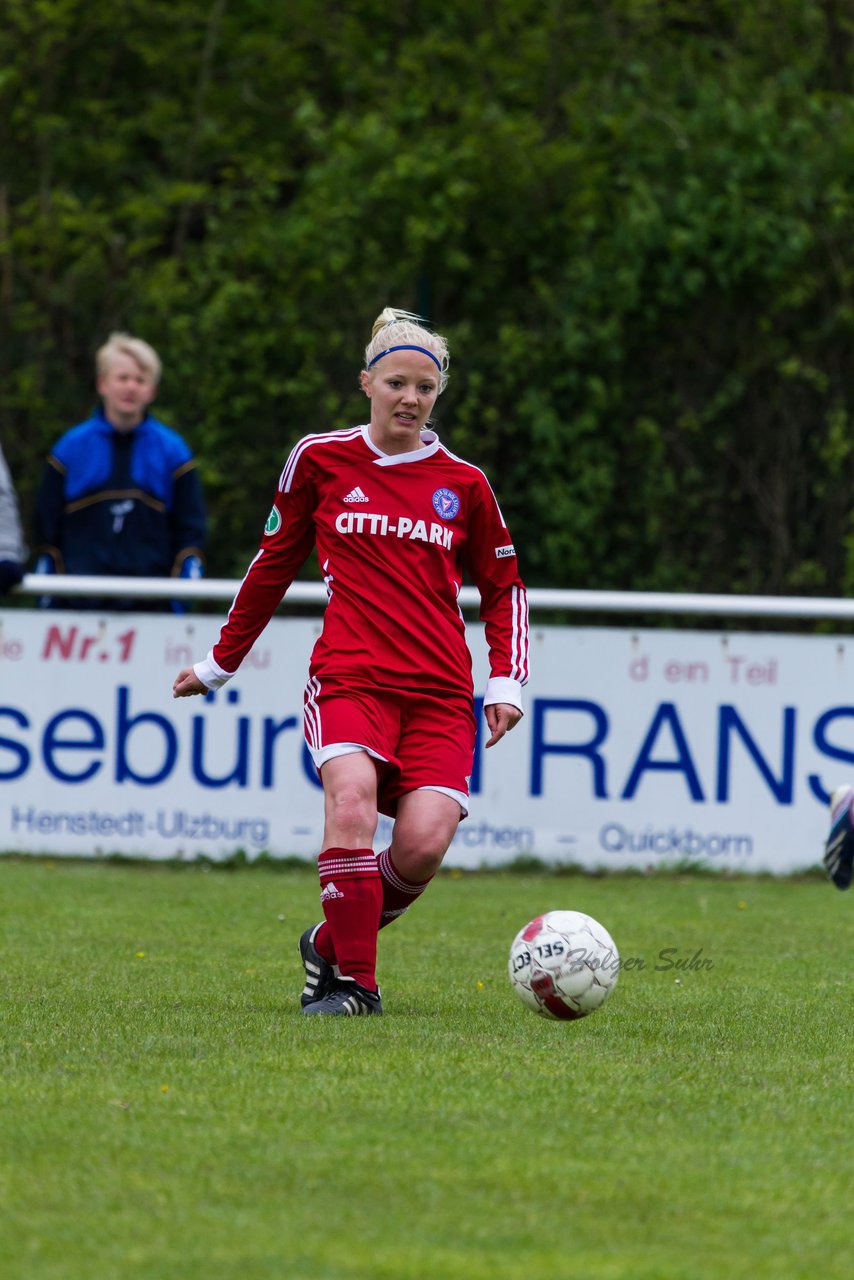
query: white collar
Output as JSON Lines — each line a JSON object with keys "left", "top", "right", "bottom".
{"left": 361, "top": 423, "right": 440, "bottom": 466}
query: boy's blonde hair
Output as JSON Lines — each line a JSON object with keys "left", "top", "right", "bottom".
{"left": 363, "top": 308, "right": 449, "bottom": 393}
{"left": 96, "top": 332, "right": 161, "bottom": 386}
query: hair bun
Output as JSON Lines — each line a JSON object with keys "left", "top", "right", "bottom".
{"left": 372, "top": 307, "right": 421, "bottom": 339}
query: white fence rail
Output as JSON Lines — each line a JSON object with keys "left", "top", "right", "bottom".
{"left": 15, "top": 573, "right": 854, "bottom": 619}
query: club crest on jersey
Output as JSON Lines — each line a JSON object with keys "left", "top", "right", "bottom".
{"left": 432, "top": 487, "right": 460, "bottom": 520}
{"left": 264, "top": 505, "right": 281, "bottom": 536}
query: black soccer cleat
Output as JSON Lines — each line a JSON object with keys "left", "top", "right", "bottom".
{"left": 301, "top": 976, "right": 383, "bottom": 1017}
{"left": 824, "top": 786, "right": 854, "bottom": 890}
{"left": 299, "top": 924, "right": 336, "bottom": 1008}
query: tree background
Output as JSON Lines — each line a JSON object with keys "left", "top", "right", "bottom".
{"left": 3, "top": 0, "right": 854, "bottom": 595}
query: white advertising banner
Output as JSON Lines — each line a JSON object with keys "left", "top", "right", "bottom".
{"left": 0, "top": 608, "right": 845, "bottom": 871}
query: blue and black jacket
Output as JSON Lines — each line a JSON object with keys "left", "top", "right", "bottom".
{"left": 35, "top": 410, "right": 206, "bottom": 577}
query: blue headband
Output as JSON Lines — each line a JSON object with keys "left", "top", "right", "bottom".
{"left": 367, "top": 344, "right": 443, "bottom": 373}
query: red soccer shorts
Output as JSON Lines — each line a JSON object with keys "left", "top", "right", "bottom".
{"left": 303, "top": 677, "right": 477, "bottom": 817}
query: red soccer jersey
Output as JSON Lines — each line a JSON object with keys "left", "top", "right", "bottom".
{"left": 199, "top": 425, "right": 529, "bottom": 705}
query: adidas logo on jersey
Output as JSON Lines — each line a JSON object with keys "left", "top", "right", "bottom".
{"left": 320, "top": 881, "right": 345, "bottom": 901}
{"left": 343, "top": 486, "right": 369, "bottom": 503}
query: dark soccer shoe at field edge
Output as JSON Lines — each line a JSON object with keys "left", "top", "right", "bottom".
{"left": 301, "top": 976, "right": 383, "bottom": 1016}
{"left": 299, "top": 924, "right": 336, "bottom": 1008}
{"left": 824, "top": 786, "right": 854, "bottom": 890}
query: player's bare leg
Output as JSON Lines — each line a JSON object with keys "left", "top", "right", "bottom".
{"left": 388, "top": 788, "right": 462, "bottom": 884}
{"left": 368, "top": 788, "right": 463, "bottom": 931}
{"left": 319, "top": 751, "right": 380, "bottom": 850}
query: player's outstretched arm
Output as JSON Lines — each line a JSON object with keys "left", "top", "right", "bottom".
{"left": 172, "top": 667, "right": 209, "bottom": 698}
{"left": 484, "top": 701, "right": 522, "bottom": 749}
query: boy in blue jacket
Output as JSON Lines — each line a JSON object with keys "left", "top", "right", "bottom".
{"left": 35, "top": 333, "right": 206, "bottom": 603}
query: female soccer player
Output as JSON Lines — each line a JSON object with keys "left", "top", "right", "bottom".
{"left": 173, "top": 309, "right": 529, "bottom": 1015}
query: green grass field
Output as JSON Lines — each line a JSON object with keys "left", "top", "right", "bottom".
{"left": 1, "top": 858, "right": 851, "bottom": 1280}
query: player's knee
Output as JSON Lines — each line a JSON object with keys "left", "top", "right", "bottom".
{"left": 391, "top": 839, "right": 448, "bottom": 882}
{"left": 410, "top": 848, "right": 446, "bottom": 880}
{"left": 324, "top": 785, "right": 376, "bottom": 844}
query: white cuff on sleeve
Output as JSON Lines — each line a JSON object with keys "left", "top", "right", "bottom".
{"left": 483, "top": 676, "right": 524, "bottom": 714}
{"left": 193, "top": 651, "right": 235, "bottom": 690}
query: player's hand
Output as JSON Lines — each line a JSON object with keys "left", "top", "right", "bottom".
{"left": 172, "top": 667, "right": 208, "bottom": 698}
{"left": 484, "top": 702, "right": 522, "bottom": 749}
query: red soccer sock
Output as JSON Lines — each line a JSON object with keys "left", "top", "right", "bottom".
{"left": 317, "top": 846, "right": 382, "bottom": 991}
{"left": 377, "top": 846, "right": 434, "bottom": 930}
{"left": 312, "top": 846, "right": 434, "bottom": 963}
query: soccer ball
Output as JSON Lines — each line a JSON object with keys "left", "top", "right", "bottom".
{"left": 508, "top": 910, "right": 620, "bottom": 1020}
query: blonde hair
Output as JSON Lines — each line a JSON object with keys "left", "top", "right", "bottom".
{"left": 363, "top": 308, "right": 449, "bottom": 393}
{"left": 96, "top": 332, "right": 161, "bottom": 386}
